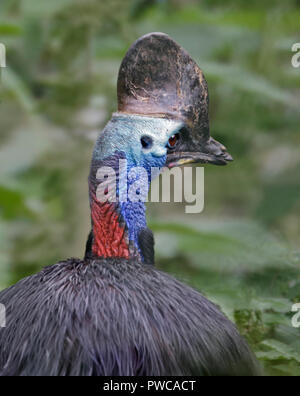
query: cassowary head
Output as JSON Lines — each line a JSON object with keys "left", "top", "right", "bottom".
{"left": 93, "top": 32, "right": 233, "bottom": 176}
{"left": 117, "top": 32, "right": 233, "bottom": 168}
{"left": 87, "top": 32, "right": 233, "bottom": 262}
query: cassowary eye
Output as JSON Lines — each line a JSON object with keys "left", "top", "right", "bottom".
{"left": 167, "top": 133, "right": 180, "bottom": 149}
{"left": 141, "top": 136, "right": 153, "bottom": 149}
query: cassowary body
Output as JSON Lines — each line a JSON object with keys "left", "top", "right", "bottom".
{"left": 0, "top": 259, "right": 258, "bottom": 376}
{"left": 0, "top": 33, "right": 260, "bottom": 376}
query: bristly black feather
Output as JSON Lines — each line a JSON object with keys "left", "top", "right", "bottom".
{"left": 0, "top": 258, "right": 261, "bottom": 376}
{"left": 138, "top": 228, "right": 155, "bottom": 265}
{"left": 84, "top": 231, "right": 94, "bottom": 260}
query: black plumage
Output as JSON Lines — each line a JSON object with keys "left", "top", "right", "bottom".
{"left": 0, "top": 258, "right": 259, "bottom": 376}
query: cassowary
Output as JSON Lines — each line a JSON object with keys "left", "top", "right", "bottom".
{"left": 0, "top": 33, "right": 260, "bottom": 376}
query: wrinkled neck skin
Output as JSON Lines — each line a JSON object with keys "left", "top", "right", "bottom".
{"left": 87, "top": 113, "right": 182, "bottom": 263}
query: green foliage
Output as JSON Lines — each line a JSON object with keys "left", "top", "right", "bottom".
{"left": 0, "top": 24, "right": 21, "bottom": 36}
{"left": 153, "top": 220, "right": 300, "bottom": 375}
{"left": 0, "top": 186, "right": 33, "bottom": 220}
{"left": 0, "top": 0, "right": 300, "bottom": 376}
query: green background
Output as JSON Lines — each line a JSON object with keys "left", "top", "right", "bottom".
{"left": 0, "top": 0, "right": 300, "bottom": 375}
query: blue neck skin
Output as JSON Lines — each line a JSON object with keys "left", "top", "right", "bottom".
{"left": 90, "top": 113, "right": 183, "bottom": 260}
{"left": 118, "top": 154, "right": 165, "bottom": 258}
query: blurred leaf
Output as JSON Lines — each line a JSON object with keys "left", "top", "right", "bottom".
{"left": 130, "top": 0, "right": 157, "bottom": 19}
{"left": 0, "top": 23, "right": 21, "bottom": 35}
{"left": 152, "top": 219, "right": 293, "bottom": 271}
{"left": 21, "top": 0, "right": 74, "bottom": 17}
{"left": 2, "top": 68, "right": 35, "bottom": 111}
{"left": 201, "top": 61, "right": 298, "bottom": 109}
{"left": 261, "top": 339, "right": 300, "bottom": 364}
{"left": 250, "top": 297, "right": 292, "bottom": 313}
{"left": 256, "top": 181, "right": 300, "bottom": 225}
{"left": 0, "top": 185, "right": 33, "bottom": 220}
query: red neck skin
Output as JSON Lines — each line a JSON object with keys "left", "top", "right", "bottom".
{"left": 90, "top": 191, "right": 130, "bottom": 259}
{"left": 88, "top": 152, "right": 146, "bottom": 262}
